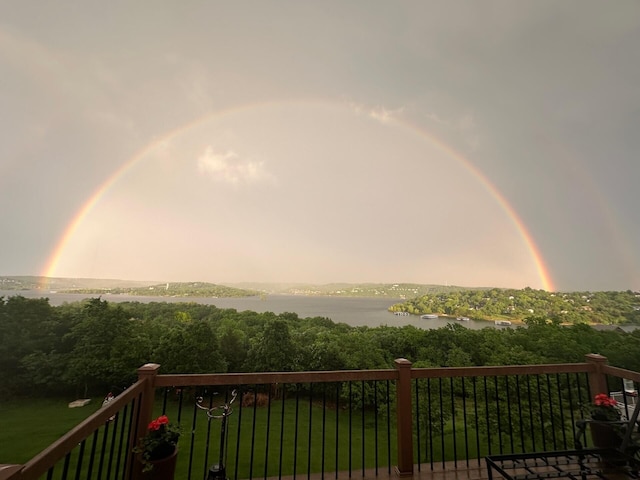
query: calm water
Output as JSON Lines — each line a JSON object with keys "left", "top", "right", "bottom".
{"left": 0, "top": 290, "right": 505, "bottom": 330}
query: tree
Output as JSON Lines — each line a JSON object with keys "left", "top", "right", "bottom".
{"left": 245, "top": 319, "right": 297, "bottom": 372}
{"left": 64, "top": 298, "right": 136, "bottom": 396}
{"left": 155, "top": 321, "right": 226, "bottom": 373}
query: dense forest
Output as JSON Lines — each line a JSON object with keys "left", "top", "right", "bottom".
{"left": 390, "top": 288, "right": 640, "bottom": 324}
{"left": 3, "top": 294, "right": 640, "bottom": 400}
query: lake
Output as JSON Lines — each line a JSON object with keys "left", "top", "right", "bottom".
{"left": 0, "top": 290, "right": 505, "bottom": 330}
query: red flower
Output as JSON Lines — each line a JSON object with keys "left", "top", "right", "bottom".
{"left": 157, "top": 415, "right": 169, "bottom": 425}
{"left": 589, "top": 393, "right": 621, "bottom": 422}
{"left": 594, "top": 393, "right": 617, "bottom": 407}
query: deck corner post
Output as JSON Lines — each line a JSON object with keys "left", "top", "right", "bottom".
{"left": 585, "top": 353, "right": 609, "bottom": 399}
{"left": 130, "top": 363, "right": 161, "bottom": 480}
{"left": 394, "top": 358, "right": 414, "bottom": 477}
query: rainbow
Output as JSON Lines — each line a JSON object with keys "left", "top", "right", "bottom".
{"left": 398, "top": 119, "right": 554, "bottom": 292}
{"left": 41, "top": 99, "right": 555, "bottom": 291}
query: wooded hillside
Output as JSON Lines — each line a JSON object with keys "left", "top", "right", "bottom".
{"left": 2, "top": 294, "right": 640, "bottom": 399}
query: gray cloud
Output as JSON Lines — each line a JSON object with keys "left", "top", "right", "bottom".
{"left": 1, "top": 0, "right": 639, "bottom": 291}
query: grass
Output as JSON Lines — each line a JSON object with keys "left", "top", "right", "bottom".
{"left": 160, "top": 398, "right": 398, "bottom": 479}
{"left": 1, "top": 396, "right": 571, "bottom": 478}
{"left": 0, "top": 397, "right": 103, "bottom": 464}
{"left": 0, "top": 396, "right": 398, "bottom": 477}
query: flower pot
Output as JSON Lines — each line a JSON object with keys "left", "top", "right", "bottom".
{"left": 590, "top": 422, "right": 625, "bottom": 465}
{"left": 141, "top": 447, "right": 178, "bottom": 480}
{"left": 590, "top": 421, "right": 622, "bottom": 449}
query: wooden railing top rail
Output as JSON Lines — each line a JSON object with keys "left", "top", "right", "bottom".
{"left": 154, "top": 368, "right": 398, "bottom": 387}
{"left": 152, "top": 362, "right": 597, "bottom": 388}
{"left": 411, "top": 362, "right": 594, "bottom": 379}
{"left": 603, "top": 364, "right": 640, "bottom": 383}
{"left": 17, "top": 379, "right": 145, "bottom": 480}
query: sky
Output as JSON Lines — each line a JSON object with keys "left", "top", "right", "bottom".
{"left": 1, "top": 1, "right": 639, "bottom": 293}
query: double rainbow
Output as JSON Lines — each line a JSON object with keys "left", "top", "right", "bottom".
{"left": 41, "top": 100, "right": 555, "bottom": 291}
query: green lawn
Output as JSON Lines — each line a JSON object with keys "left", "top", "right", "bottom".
{"left": 1, "top": 396, "right": 568, "bottom": 478}
{"left": 160, "top": 398, "right": 398, "bottom": 479}
{"left": 0, "top": 397, "right": 103, "bottom": 464}
{"left": 0, "top": 397, "right": 398, "bottom": 477}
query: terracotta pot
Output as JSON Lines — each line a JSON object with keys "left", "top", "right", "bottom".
{"left": 142, "top": 447, "right": 178, "bottom": 480}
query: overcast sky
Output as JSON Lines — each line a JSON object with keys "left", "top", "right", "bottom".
{"left": 1, "top": 1, "right": 639, "bottom": 292}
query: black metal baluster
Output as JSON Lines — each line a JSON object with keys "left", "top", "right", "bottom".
{"left": 494, "top": 376, "right": 503, "bottom": 454}
{"left": 483, "top": 376, "right": 492, "bottom": 455}
{"left": 234, "top": 388, "right": 244, "bottom": 480}
{"left": 461, "top": 376, "right": 469, "bottom": 467}
{"left": 555, "top": 374, "right": 568, "bottom": 449}
{"left": 415, "top": 378, "right": 421, "bottom": 470}
{"left": 293, "top": 384, "right": 300, "bottom": 480}
{"left": 439, "top": 377, "right": 445, "bottom": 468}
{"left": 335, "top": 383, "right": 340, "bottom": 479}
{"left": 546, "top": 374, "right": 557, "bottom": 450}
{"left": 61, "top": 452, "right": 72, "bottom": 480}
{"left": 177, "top": 388, "right": 185, "bottom": 423}
{"left": 321, "top": 386, "right": 327, "bottom": 480}
{"left": 308, "top": 383, "right": 313, "bottom": 480}
{"left": 279, "top": 387, "right": 286, "bottom": 480}
{"left": 87, "top": 429, "right": 99, "bottom": 479}
{"left": 427, "top": 378, "right": 433, "bottom": 469}
{"left": 125, "top": 395, "right": 138, "bottom": 480}
{"left": 174, "top": 388, "right": 185, "bottom": 478}
{"left": 565, "top": 373, "right": 578, "bottom": 449}
{"left": 361, "top": 381, "right": 365, "bottom": 477}
{"left": 189, "top": 389, "right": 203, "bottom": 480}
{"left": 505, "top": 376, "right": 514, "bottom": 453}
{"left": 202, "top": 391, "right": 214, "bottom": 480}
{"left": 115, "top": 402, "right": 128, "bottom": 478}
{"left": 264, "top": 387, "right": 273, "bottom": 479}
{"left": 106, "top": 417, "right": 118, "bottom": 480}
{"left": 97, "top": 422, "right": 109, "bottom": 480}
{"left": 427, "top": 378, "right": 442, "bottom": 470}
{"left": 373, "top": 380, "right": 379, "bottom": 476}
{"left": 386, "top": 380, "right": 391, "bottom": 474}
{"left": 73, "top": 439, "right": 85, "bottom": 480}
{"left": 224, "top": 389, "right": 233, "bottom": 478}
{"left": 450, "top": 377, "right": 457, "bottom": 468}
{"left": 249, "top": 388, "right": 258, "bottom": 480}
{"left": 162, "top": 387, "right": 169, "bottom": 414}
{"left": 576, "top": 372, "right": 588, "bottom": 448}
{"left": 515, "top": 376, "right": 525, "bottom": 453}
{"left": 526, "top": 375, "right": 536, "bottom": 453}
{"left": 349, "top": 381, "right": 352, "bottom": 477}
{"left": 472, "top": 377, "right": 481, "bottom": 463}
{"left": 536, "top": 375, "right": 547, "bottom": 451}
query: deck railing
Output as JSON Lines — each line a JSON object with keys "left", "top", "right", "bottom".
{"left": 3, "top": 354, "right": 639, "bottom": 480}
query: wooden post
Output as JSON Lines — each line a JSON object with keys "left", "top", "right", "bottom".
{"left": 130, "top": 363, "right": 160, "bottom": 480}
{"left": 394, "top": 358, "right": 414, "bottom": 477}
{"left": 585, "top": 354, "right": 609, "bottom": 399}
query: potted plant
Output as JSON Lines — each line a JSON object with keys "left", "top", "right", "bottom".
{"left": 585, "top": 393, "right": 622, "bottom": 450}
{"left": 134, "top": 415, "right": 181, "bottom": 479}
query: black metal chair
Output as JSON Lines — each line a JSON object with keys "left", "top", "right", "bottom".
{"left": 574, "top": 396, "right": 640, "bottom": 463}
{"left": 486, "top": 398, "right": 640, "bottom": 480}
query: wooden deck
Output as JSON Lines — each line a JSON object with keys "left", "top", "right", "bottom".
{"left": 264, "top": 461, "right": 489, "bottom": 480}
